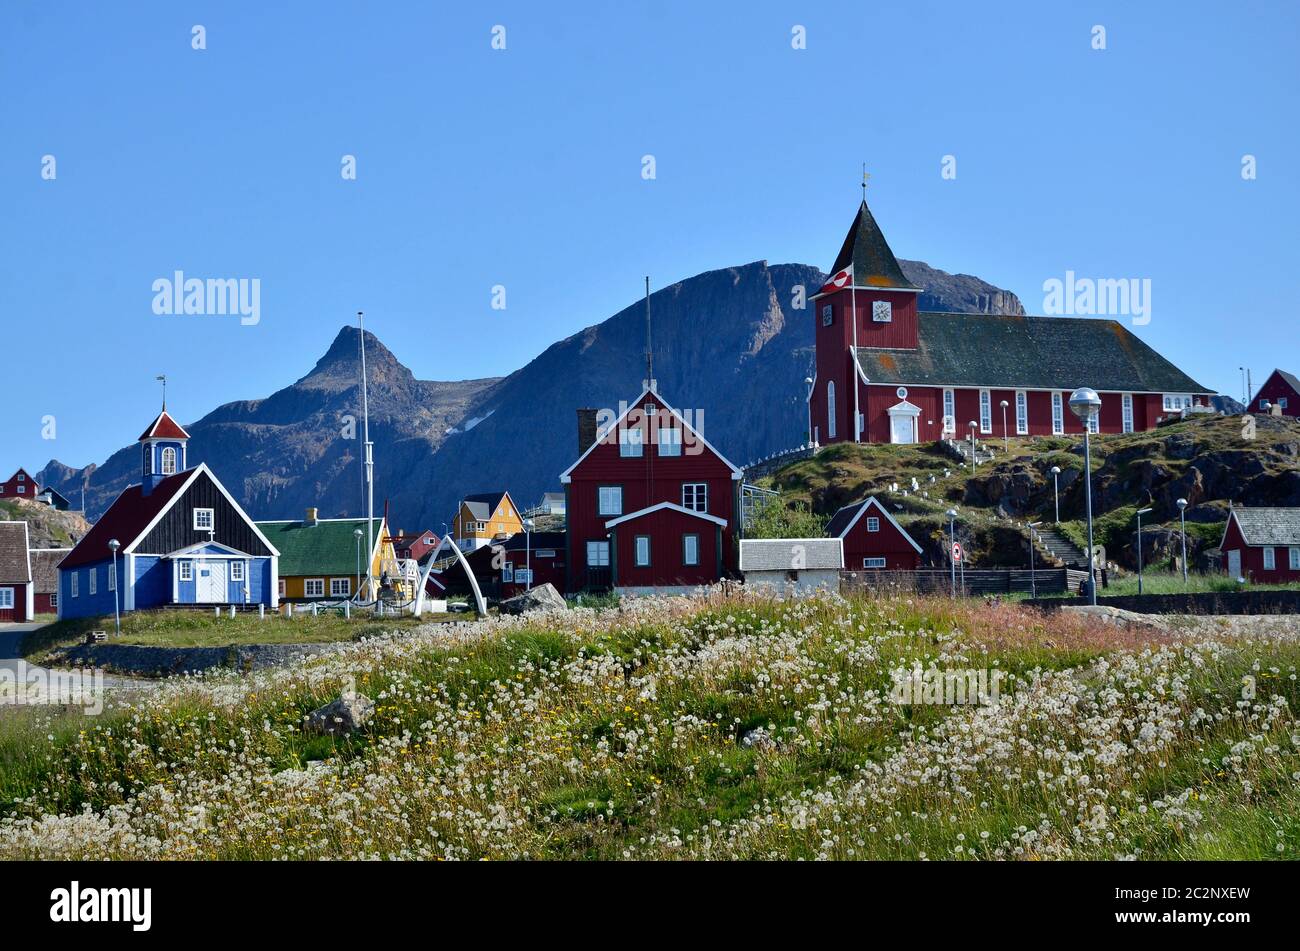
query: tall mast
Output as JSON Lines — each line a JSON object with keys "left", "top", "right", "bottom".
{"left": 358, "top": 311, "right": 374, "bottom": 600}
{"left": 644, "top": 276, "right": 653, "bottom": 389}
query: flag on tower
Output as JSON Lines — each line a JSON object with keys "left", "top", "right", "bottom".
{"left": 819, "top": 263, "right": 854, "bottom": 295}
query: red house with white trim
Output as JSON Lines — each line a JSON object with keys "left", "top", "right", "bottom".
{"left": 1220, "top": 507, "right": 1300, "bottom": 583}
{"left": 808, "top": 198, "right": 1215, "bottom": 445}
{"left": 1250, "top": 369, "right": 1300, "bottom": 418}
{"left": 0, "top": 468, "right": 39, "bottom": 500}
{"left": 560, "top": 383, "right": 743, "bottom": 593}
{"left": 825, "top": 496, "right": 923, "bottom": 570}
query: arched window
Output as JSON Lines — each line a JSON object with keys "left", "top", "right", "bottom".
{"left": 827, "top": 381, "right": 837, "bottom": 439}
{"left": 143, "top": 443, "right": 153, "bottom": 476}
{"left": 161, "top": 446, "right": 177, "bottom": 475}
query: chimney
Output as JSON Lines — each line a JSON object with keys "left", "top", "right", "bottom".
{"left": 577, "top": 408, "right": 599, "bottom": 456}
{"left": 305, "top": 507, "right": 318, "bottom": 526}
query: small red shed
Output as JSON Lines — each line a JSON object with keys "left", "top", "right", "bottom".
{"left": 1220, "top": 507, "right": 1300, "bottom": 583}
{"left": 0, "top": 521, "right": 34, "bottom": 622}
{"left": 826, "top": 496, "right": 923, "bottom": 570}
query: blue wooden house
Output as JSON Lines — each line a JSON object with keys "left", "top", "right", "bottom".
{"left": 57, "top": 407, "right": 280, "bottom": 620}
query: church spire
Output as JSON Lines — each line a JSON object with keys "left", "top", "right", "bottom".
{"left": 828, "top": 195, "right": 920, "bottom": 292}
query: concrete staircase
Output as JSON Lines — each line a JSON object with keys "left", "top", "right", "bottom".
{"left": 1032, "top": 525, "right": 1088, "bottom": 567}
{"left": 947, "top": 437, "right": 996, "bottom": 467}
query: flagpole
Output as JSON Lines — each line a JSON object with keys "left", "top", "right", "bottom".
{"left": 851, "top": 280, "right": 859, "bottom": 442}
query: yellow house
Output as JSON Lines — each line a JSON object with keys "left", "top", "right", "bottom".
{"left": 453, "top": 491, "right": 523, "bottom": 550}
{"left": 257, "top": 509, "right": 404, "bottom": 603}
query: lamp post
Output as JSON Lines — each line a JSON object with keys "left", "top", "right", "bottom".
{"left": 523, "top": 517, "right": 534, "bottom": 592}
{"left": 354, "top": 528, "right": 364, "bottom": 601}
{"left": 967, "top": 420, "right": 979, "bottom": 470}
{"left": 1069, "top": 387, "right": 1101, "bottom": 606}
{"left": 1027, "top": 522, "right": 1040, "bottom": 598}
{"left": 946, "top": 508, "right": 958, "bottom": 597}
{"left": 1176, "top": 498, "right": 1189, "bottom": 585}
{"left": 1135, "top": 507, "right": 1152, "bottom": 595}
{"left": 108, "top": 539, "right": 121, "bottom": 637}
{"left": 1050, "top": 466, "right": 1061, "bottom": 523}
{"left": 805, "top": 376, "right": 815, "bottom": 446}
{"left": 999, "top": 399, "right": 1009, "bottom": 453}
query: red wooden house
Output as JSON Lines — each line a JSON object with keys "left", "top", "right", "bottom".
{"left": 1220, "top": 507, "right": 1300, "bottom": 583}
{"left": 808, "top": 198, "right": 1215, "bottom": 445}
{"left": 433, "top": 531, "right": 567, "bottom": 599}
{"left": 0, "top": 468, "right": 39, "bottom": 500}
{"left": 825, "top": 496, "right": 923, "bottom": 570}
{"left": 0, "top": 521, "right": 34, "bottom": 622}
{"left": 1250, "top": 369, "right": 1300, "bottom": 418}
{"left": 392, "top": 530, "right": 440, "bottom": 563}
{"left": 30, "top": 548, "right": 70, "bottom": 615}
{"left": 560, "top": 384, "right": 743, "bottom": 593}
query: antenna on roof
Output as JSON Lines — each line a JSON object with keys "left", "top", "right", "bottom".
{"left": 156, "top": 374, "right": 167, "bottom": 411}
{"left": 644, "top": 276, "right": 655, "bottom": 392}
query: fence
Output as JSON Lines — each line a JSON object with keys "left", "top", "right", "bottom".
{"left": 741, "top": 444, "right": 818, "bottom": 480}
{"left": 840, "top": 568, "right": 1090, "bottom": 597}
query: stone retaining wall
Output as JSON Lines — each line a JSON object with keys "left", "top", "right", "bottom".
{"left": 53, "top": 641, "right": 339, "bottom": 676}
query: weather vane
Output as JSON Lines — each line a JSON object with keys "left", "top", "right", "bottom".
{"left": 156, "top": 374, "right": 167, "bottom": 411}
{"left": 862, "top": 164, "right": 870, "bottom": 199}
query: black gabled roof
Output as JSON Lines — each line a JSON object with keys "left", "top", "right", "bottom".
{"left": 828, "top": 200, "right": 920, "bottom": 291}
{"left": 1273, "top": 369, "right": 1300, "bottom": 393}
{"left": 855, "top": 312, "right": 1213, "bottom": 394}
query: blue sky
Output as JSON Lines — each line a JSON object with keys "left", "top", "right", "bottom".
{"left": 3, "top": 0, "right": 1297, "bottom": 470}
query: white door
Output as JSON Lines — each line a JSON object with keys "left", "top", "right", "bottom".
{"left": 197, "top": 561, "right": 227, "bottom": 602}
{"left": 1227, "top": 549, "right": 1242, "bottom": 580}
{"left": 890, "top": 415, "right": 915, "bottom": 444}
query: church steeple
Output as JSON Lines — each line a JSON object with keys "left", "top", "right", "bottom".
{"left": 139, "top": 406, "right": 191, "bottom": 495}
{"left": 827, "top": 199, "right": 920, "bottom": 291}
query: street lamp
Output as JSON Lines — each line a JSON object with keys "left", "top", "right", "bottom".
{"left": 523, "top": 517, "right": 535, "bottom": 592}
{"left": 1050, "top": 466, "right": 1061, "bottom": 523}
{"left": 107, "top": 539, "right": 121, "bottom": 637}
{"left": 968, "top": 420, "right": 979, "bottom": 470}
{"left": 1027, "top": 522, "right": 1040, "bottom": 598}
{"left": 1069, "top": 387, "right": 1102, "bottom": 606}
{"left": 1135, "top": 507, "right": 1153, "bottom": 595}
{"left": 946, "top": 508, "right": 958, "bottom": 597}
{"left": 354, "top": 527, "right": 364, "bottom": 601}
{"left": 1176, "top": 498, "right": 1189, "bottom": 585}
{"left": 805, "top": 377, "right": 815, "bottom": 446}
{"left": 999, "top": 399, "right": 1009, "bottom": 453}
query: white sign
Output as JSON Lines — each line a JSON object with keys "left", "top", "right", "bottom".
{"left": 514, "top": 569, "right": 534, "bottom": 584}
{"left": 952, "top": 542, "right": 963, "bottom": 563}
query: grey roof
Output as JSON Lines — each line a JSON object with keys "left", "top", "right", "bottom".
{"left": 855, "top": 312, "right": 1212, "bottom": 394}
{"left": 1230, "top": 507, "right": 1300, "bottom": 546}
{"left": 462, "top": 492, "right": 509, "bottom": 520}
{"left": 30, "top": 548, "right": 70, "bottom": 594}
{"left": 826, "top": 200, "right": 920, "bottom": 291}
{"left": 739, "top": 538, "right": 843, "bottom": 571}
{"left": 1274, "top": 369, "right": 1300, "bottom": 393}
{"left": 825, "top": 500, "right": 869, "bottom": 538}
{"left": 0, "top": 522, "right": 31, "bottom": 584}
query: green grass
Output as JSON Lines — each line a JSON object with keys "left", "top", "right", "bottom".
{"left": 1019, "top": 571, "right": 1300, "bottom": 600}
{"left": 20, "top": 608, "right": 445, "bottom": 661}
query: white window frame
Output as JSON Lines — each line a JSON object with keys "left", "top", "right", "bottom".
{"left": 71, "top": 573, "right": 79, "bottom": 597}
{"left": 618, "top": 424, "right": 644, "bottom": 457}
{"left": 683, "top": 533, "right": 699, "bottom": 566}
{"left": 863, "top": 557, "right": 887, "bottom": 569}
{"left": 634, "top": 535, "right": 651, "bottom": 567}
{"left": 597, "top": 485, "right": 623, "bottom": 516}
{"left": 193, "top": 508, "right": 215, "bottom": 531}
{"left": 1051, "top": 392, "right": 1064, "bottom": 434}
{"left": 1163, "top": 393, "right": 1191, "bottom": 412}
{"left": 0, "top": 588, "right": 13, "bottom": 610}
{"left": 327, "top": 577, "right": 348, "bottom": 597}
{"left": 866, "top": 516, "right": 880, "bottom": 533}
{"left": 979, "top": 390, "right": 992, "bottom": 434}
{"left": 502, "top": 562, "right": 514, "bottom": 583}
{"left": 143, "top": 444, "right": 153, "bottom": 476}
{"left": 231, "top": 561, "right": 246, "bottom": 583}
{"left": 1015, "top": 391, "right": 1028, "bottom": 435}
{"left": 943, "top": 388, "right": 955, "bottom": 428}
{"left": 179, "top": 561, "right": 193, "bottom": 582}
{"left": 278, "top": 578, "right": 286, "bottom": 597}
{"left": 304, "top": 578, "right": 325, "bottom": 598}
{"left": 657, "top": 423, "right": 682, "bottom": 457}
{"left": 1121, "top": 393, "right": 1134, "bottom": 433}
{"left": 872, "top": 300, "right": 892, "bottom": 323}
{"left": 827, "top": 381, "right": 837, "bottom": 439}
{"left": 586, "top": 540, "right": 610, "bottom": 567}
{"left": 161, "top": 446, "right": 178, "bottom": 475}
{"left": 89, "top": 568, "right": 97, "bottom": 595}
{"left": 1290, "top": 547, "right": 1300, "bottom": 570}
{"left": 1279, "top": 397, "right": 1289, "bottom": 410}
{"left": 50, "top": 592, "right": 58, "bottom": 608}
{"left": 682, "top": 482, "right": 708, "bottom": 513}
{"left": 1087, "top": 410, "right": 1100, "bottom": 434}
{"left": 1262, "top": 547, "right": 1275, "bottom": 571}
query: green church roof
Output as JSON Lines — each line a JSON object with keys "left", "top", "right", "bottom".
{"left": 256, "top": 517, "right": 384, "bottom": 577}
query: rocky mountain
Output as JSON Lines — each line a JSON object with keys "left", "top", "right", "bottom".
{"left": 40, "top": 259, "right": 1023, "bottom": 531}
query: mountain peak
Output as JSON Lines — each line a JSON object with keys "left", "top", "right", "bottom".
{"left": 298, "top": 325, "right": 412, "bottom": 391}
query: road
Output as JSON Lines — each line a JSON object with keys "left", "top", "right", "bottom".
{"left": 0, "top": 622, "right": 151, "bottom": 707}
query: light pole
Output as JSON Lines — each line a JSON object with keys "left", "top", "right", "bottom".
{"left": 1027, "top": 522, "right": 1040, "bottom": 598}
{"left": 108, "top": 539, "right": 121, "bottom": 637}
{"left": 1176, "top": 498, "right": 1189, "bottom": 585}
{"left": 1050, "top": 466, "right": 1061, "bottom": 523}
{"left": 805, "top": 376, "right": 815, "bottom": 445}
{"left": 523, "top": 517, "right": 534, "bottom": 591}
{"left": 946, "top": 508, "right": 958, "bottom": 597}
{"left": 1000, "top": 399, "right": 1009, "bottom": 453}
{"left": 1135, "top": 506, "right": 1152, "bottom": 595}
{"left": 968, "top": 420, "right": 979, "bottom": 470}
{"left": 354, "top": 527, "right": 364, "bottom": 601}
{"left": 1069, "top": 387, "right": 1101, "bottom": 606}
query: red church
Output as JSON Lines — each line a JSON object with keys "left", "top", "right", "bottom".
{"left": 560, "top": 383, "right": 742, "bottom": 593}
{"left": 1250, "top": 369, "right": 1300, "bottom": 418}
{"left": 808, "top": 199, "right": 1215, "bottom": 445}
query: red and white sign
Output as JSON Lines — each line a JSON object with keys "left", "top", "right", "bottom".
{"left": 951, "top": 542, "right": 963, "bottom": 563}
{"left": 818, "top": 263, "right": 853, "bottom": 295}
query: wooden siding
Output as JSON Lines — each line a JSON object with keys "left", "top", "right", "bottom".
{"left": 134, "top": 469, "right": 272, "bottom": 557}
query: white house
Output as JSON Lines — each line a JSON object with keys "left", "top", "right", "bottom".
{"left": 738, "top": 538, "right": 843, "bottom": 594}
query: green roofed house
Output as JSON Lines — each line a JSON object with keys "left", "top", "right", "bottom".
{"left": 256, "top": 508, "right": 401, "bottom": 603}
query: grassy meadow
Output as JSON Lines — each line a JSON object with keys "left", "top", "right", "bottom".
{"left": 1, "top": 589, "right": 1298, "bottom": 860}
